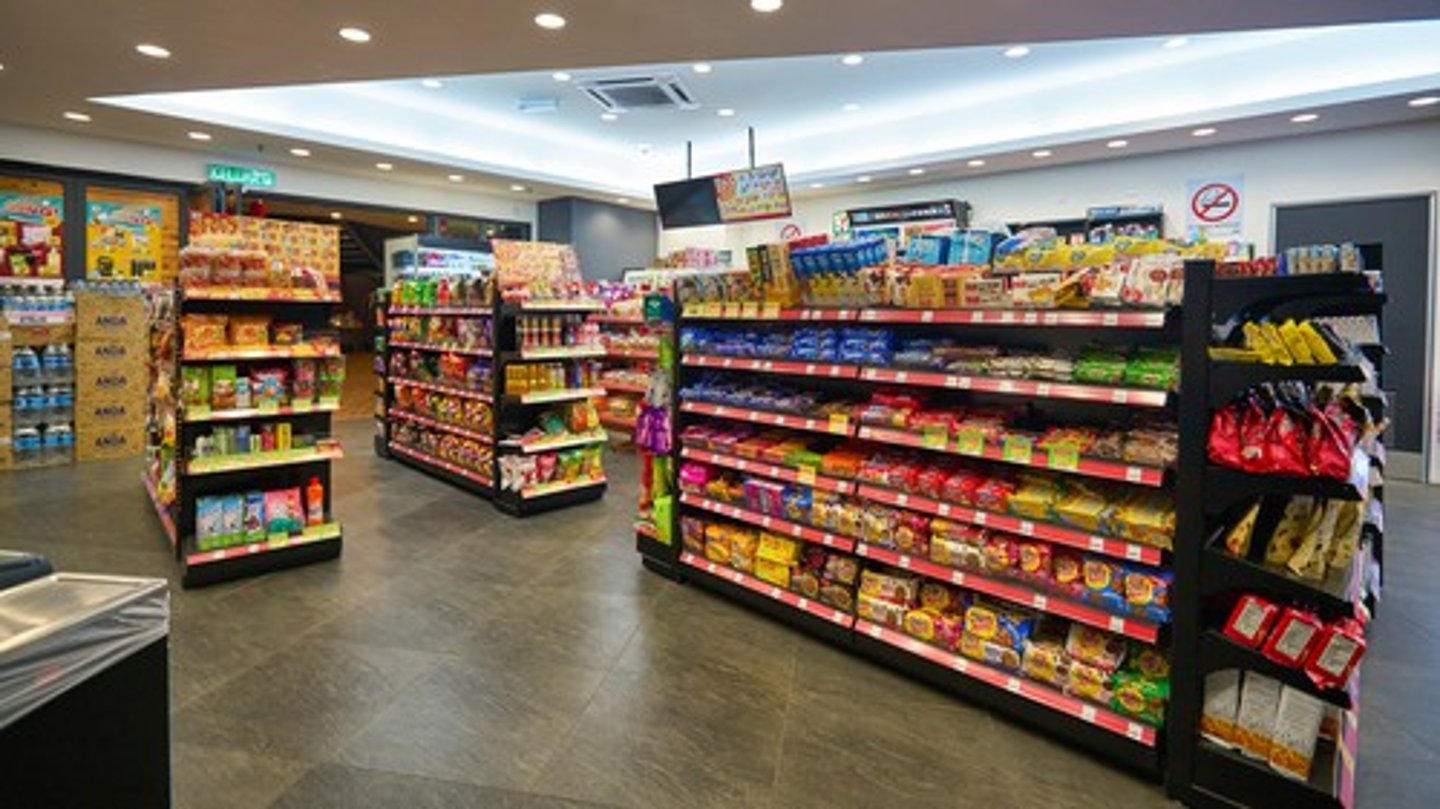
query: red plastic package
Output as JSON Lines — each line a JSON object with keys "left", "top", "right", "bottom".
{"left": 1265, "top": 406, "right": 1310, "bottom": 477}
{"left": 1302, "top": 618, "right": 1367, "bottom": 690}
{"left": 1238, "top": 399, "right": 1272, "bottom": 473}
{"left": 1222, "top": 594, "right": 1280, "bottom": 649}
{"left": 1308, "top": 407, "right": 1355, "bottom": 480}
{"left": 1260, "top": 607, "right": 1324, "bottom": 668}
{"left": 1208, "top": 404, "right": 1243, "bottom": 469}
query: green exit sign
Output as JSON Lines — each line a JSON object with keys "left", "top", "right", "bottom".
{"left": 207, "top": 163, "right": 276, "bottom": 188}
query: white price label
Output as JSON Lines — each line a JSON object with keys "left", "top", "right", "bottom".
{"left": 1109, "top": 616, "right": 1126, "bottom": 632}
{"left": 973, "top": 512, "right": 987, "bottom": 525}
{"left": 896, "top": 493, "right": 909, "bottom": 506}
{"left": 921, "top": 310, "right": 935, "bottom": 324}
{"left": 1043, "top": 312, "right": 1059, "bottom": 325}
{"left": 1019, "top": 520, "right": 1035, "bottom": 535}
{"left": 937, "top": 503, "right": 951, "bottom": 516}
{"left": 950, "top": 570, "right": 967, "bottom": 586}
{"left": 1036, "top": 384, "right": 1052, "bottom": 397}
{"left": 999, "top": 380, "right": 1017, "bottom": 394}
{"left": 895, "top": 371, "right": 909, "bottom": 384}
{"left": 1005, "top": 677, "right": 1022, "bottom": 693}
{"left": 721, "top": 358, "right": 734, "bottom": 368}
{"left": 760, "top": 516, "right": 773, "bottom": 528}
{"left": 1111, "top": 389, "right": 1129, "bottom": 404}
{"left": 970, "top": 311, "right": 986, "bottom": 324}
{"left": 898, "top": 555, "right": 912, "bottom": 569}
{"left": 1103, "top": 312, "right": 1120, "bottom": 327}
{"left": 797, "top": 598, "right": 810, "bottom": 611}
{"left": 1023, "top": 312, "right": 1038, "bottom": 324}
{"left": 863, "top": 369, "right": 877, "bottom": 381}
{"left": 1089, "top": 537, "right": 1106, "bottom": 552}
{"left": 1125, "top": 545, "right": 1143, "bottom": 561}
{"left": 953, "top": 658, "right": 969, "bottom": 673}
{"left": 1081, "top": 705, "right": 1098, "bottom": 722}
{"left": 1126, "top": 724, "right": 1145, "bottom": 740}
{"left": 804, "top": 364, "right": 816, "bottom": 375}
{"left": 769, "top": 586, "right": 782, "bottom": 599}
{"left": 1033, "top": 595, "right": 1048, "bottom": 611}
{"left": 1125, "top": 467, "right": 1144, "bottom": 483}
{"left": 1001, "top": 311, "right": 1017, "bottom": 324}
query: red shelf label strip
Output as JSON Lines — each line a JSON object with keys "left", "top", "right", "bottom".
{"left": 680, "top": 446, "right": 855, "bottom": 495}
{"left": 389, "top": 441, "right": 493, "bottom": 487}
{"left": 680, "top": 401, "right": 848, "bottom": 436}
{"left": 681, "top": 552, "right": 854, "bottom": 627}
{"left": 679, "top": 493, "right": 856, "bottom": 553}
{"left": 859, "top": 368, "right": 1168, "bottom": 408}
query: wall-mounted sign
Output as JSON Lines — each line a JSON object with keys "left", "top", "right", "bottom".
{"left": 86, "top": 201, "right": 163, "bottom": 280}
{"left": 206, "top": 163, "right": 277, "bottom": 189}
{"left": 1186, "top": 175, "right": 1243, "bottom": 237}
{"left": 848, "top": 199, "right": 971, "bottom": 228}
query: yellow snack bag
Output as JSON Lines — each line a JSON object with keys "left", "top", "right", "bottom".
{"left": 1278, "top": 320, "right": 1316, "bottom": 365}
{"left": 1297, "top": 321, "right": 1339, "bottom": 365}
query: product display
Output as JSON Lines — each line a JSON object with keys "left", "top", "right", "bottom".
{"left": 144, "top": 215, "right": 345, "bottom": 587}
{"left": 4, "top": 280, "right": 75, "bottom": 469}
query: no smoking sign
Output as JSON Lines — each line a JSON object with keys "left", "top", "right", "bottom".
{"left": 1186, "top": 174, "right": 1244, "bottom": 236}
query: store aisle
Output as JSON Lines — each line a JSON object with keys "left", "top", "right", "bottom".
{"left": 3, "top": 421, "right": 1432, "bottom": 808}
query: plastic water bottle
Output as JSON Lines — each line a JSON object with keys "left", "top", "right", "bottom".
{"left": 13, "top": 427, "right": 41, "bottom": 466}
{"left": 13, "top": 346, "right": 40, "bottom": 385}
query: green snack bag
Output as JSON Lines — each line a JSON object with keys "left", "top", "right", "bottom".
{"left": 182, "top": 366, "right": 211, "bottom": 410}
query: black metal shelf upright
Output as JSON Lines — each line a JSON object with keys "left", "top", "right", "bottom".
{"left": 1168, "top": 260, "right": 1383, "bottom": 809}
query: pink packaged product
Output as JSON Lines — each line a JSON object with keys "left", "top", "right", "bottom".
{"left": 292, "top": 359, "right": 317, "bottom": 404}
{"left": 744, "top": 479, "right": 787, "bottom": 517}
{"left": 679, "top": 462, "right": 712, "bottom": 494}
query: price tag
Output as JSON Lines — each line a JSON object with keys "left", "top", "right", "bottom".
{"left": 950, "top": 570, "right": 966, "bottom": 586}
{"left": 1035, "top": 383, "right": 1052, "bottom": 398}
{"left": 937, "top": 502, "right": 952, "bottom": 517}
{"left": 921, "top": 425, "right": 949, "bottom": 450}
{"left": 972, "top": 511, "right": 988, "bottom": 526}
{"left": 1022, "top": 311, "right": 1038, "bottom": 324}
{"left": 797, "top": 466, "right": 818, "bottom": 486}
{"left": 1126, "top": 545, "right": 1143, "bottom": 561}
{"left": 956, "top": 428, "right": 986, "bottom": 456}
{"left": 741, "top": 302, "right": 760, "bottom": 319}
{"left": 1126, "top": 724, "right": 1145, "bottom": 741}
{"left": 291, "top": 400, "right": 313, "bottom": 413}
{"left": 1110, "top": 388, "right": 1129, "bottom": 404}
{"left": 1125, "top": 467, "right": 1145, "bottom": 483}
{"left": 761, "top": 303, "right": 780, "bottom": 319}
{"left": 1043, "top": 312, "right": 1060, "bottom": 325}
{"left": 1102, "top": 312, "right": 1120, "bottom": 327}
{"left": 257, "top": 400, "right": 280, "bottom": 414}
{"left": 1089, "top": 537, "right": 1106, "bottom": 552}
{"left": 1002, "top": 435, "right": 1034, "bottom": 464}
{"left": 702, "top": 303, "right": 722, "bottom": 318}
{"left": 1081, "top": 705, "right": 1097, "bottom": 722}
{"left": 1018, "top": 520, "right": 1035, "bottom": 536}
{"left": 898, "top": 555, "right": 912, "bottom": 570}
{"left": 828, "top": 413, "right": 851, "bottom": 435}
{"left": 1048, "top": 443, "right": 1080, "bottom": 471}
{"left": 768, "top": 586, "right": 782, "bottom": 599}
{"left": 187, "top": 405, "right": 211, "bottom": 420}
{"left": 1033, "top": 594, "right": 1048, "bottom": 611}
{"left": 920, "top": 310, "right": 935, "bottom": 324}
{"left": 894, "top": 371, "right": 909, "bottom": 384}
{"left": 1005, "top": 677, "right": 1022, "bottom": 693}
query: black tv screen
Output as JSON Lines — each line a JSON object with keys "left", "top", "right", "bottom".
{"left": 654, "top": 177, "right": 723, "bottom": 229}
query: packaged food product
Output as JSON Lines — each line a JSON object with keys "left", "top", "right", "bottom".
{"left": 1128, "top": 643, "right": 1171, "bottom": 682}
{"left": 819, "top": 582, "right": 855, "bottom": 614}
{"left": 681, "top": 516, "right": 705, "bottom": 555}
{"left": 1201, "top": 669, "right": 1243, "bottom": 748}
{"left": 1021, "top": 632, "right": 1070, "bottom": 688}
{"left": 251, "top": 367, "right": 288, "bottom": 408}
{"left": 1286, "top": 499, "right": 1340, "bottom": 581}
{"left": 957, "top": 632, "right": 1023, "bottom": 671}
{"left": 1110, "top": 491, "right": 1176, "bottom": 550}
{"left": 757, "top": 532, "right": 800, "bottom": 565}
{"left": 1260, "top": 607, "right": 1323, "bottom": 668}
{"left": 754, "top": 558, "right": 791, "bottom": 589}
{"left": 903, "top": 608, "right": 965, "bottom": 648}
{"left": 229, "top": 315, "right": 272, "bottom": 347}
{"left": 292, "top": 359, "right": 317, "bottom": 404}
{"left": 1065, "top": 624, "right": 1127, "bottom": 672}
{"left": 918, "top": 581, "right": 959, "bottom": 612}
{"left": 182, "top": 366, "right": 211, "bottom": 410}
{"left": 210, "top": 365, "right": 238, "bottom": 410}
{"left": 893, "top": 511, "right": 931, "bottom": 557}
{"left": 1082, "top": 557, "right": 1127, "bottom": 613}
{"left": 730, "top": 529, "right": 759, "bottom": 573}
{"left": 1223, "top": 594, "right": 1280, "bottom": 649}
{"left": 264, "top": 488, "right": 304, "bottom": 535}
{"left": 1266, "top": 496, "right": 1317, "bottom": 565}
{"left": 1054, "top": 484, "right": 1110, "bottom": 533}
{"left": 1269, "top": 687, "right": 1326, "bottom": 781}
{"left": 1224, "top": 500, "right": 1261, "bottom": 556}
{"left": 859, "top": 568, "right": 919, "bottom": 605}
{"left": 184, "top": 314, "right": 229, "bottom": 351}
{"left": 1122, "top": 427, "right": 1178, "bottom": 467}
{"left": 243, "top": 491, "right": 266, "bottom": 542}
{"left": 1112, "top": 670, "right": 1169, "bottom": 726}
{"left": 1066, "top": 659, "right": 1114, "bottom": 704}
{"left": 1326, "top": 500, "right": 1363, "bottom": 570}
{"left": 929, "top": 521, "right": 988, "bottom": 571}
{"left": 982, "top": 534, "right": 1020, "bottom": 577}
{"left": 858, "top": 592, "right": 907, "bottom": 628}
{"left": 792, "top": 569, "right": 821, "bottom": 599}
{"left": 1236, "top": 673, "right": 1282, "bottom": 761}
{"left": 1302, "top": 618, "right": 1366, "bottom": 691}
{"left": 1123, "top": 567, "right": 1173, "bottom": 623}
{"left": 1051, "top": 550, "right": 1085, "bottom": 600}
{"left": 704, "top": 526, "right": 732, "bottom": 565}
{"left": 964, "top": 601, "right": 1036, "bottom": 651}
{"left": 272, "top": 322, "right": 305, "bottom": 346}
{"left": 824, "top": 554, "right": 859, "bottom": 586}
{"left": 1010, "top": 476, "right": 1062, "bottom": 521}
{"left": 1015, "top": 540, "right": 1052, "bottom": 587}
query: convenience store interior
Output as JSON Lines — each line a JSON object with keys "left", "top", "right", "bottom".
{"left": 4, "top": 3, "right": 1440, "bottom": 808}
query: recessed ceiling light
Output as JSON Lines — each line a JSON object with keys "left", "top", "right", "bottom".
{"left": 717, "top": 108, "right": 736, "bottom": 117}
{"left": 407, "top": 215, "right": 420, "bottom": 223}
{"left": 510, "top": 184, "right": 528, "bottom": 192}
{"left": 967, "top": 159, "right": 986, "bottom": 167}
{"left": 448, "top": 174, "right": 464, "bottom": 182}
{"left": 693, "top": 63, "right": 712, "bottom": 74}
{"left": 376, "top": 162, "right": 394, "bottom": 171}
{"left": 1106, "top": 139, "right": 1128, "bottom": 149}
{"left": 616, "top": 197, "right": 630, "bottom": 204}
{"left": 1407, "top": 96, "right": 1439, "bottom": 108}
{"left": 338, "top": 27, "right": 371, "bottom": 43}
{"left": 187, "top": 131, "right": 212, "bottom": 141}
{"left": 63, "top": 111, "right": 91, "bottom": 122}
{"left": 841, "top": 54, "right": 864, "bottom": 66}
{"left": 289, "top": 147, "right": 311, "bottom": 157}
{"left": 750, "top": 0, "right": 783, "bottom": 11}
{"left": 135, "top": 43, "right": 171, "bottom": 59}
{"left": 908, "top": 168, "right": 926, "bottom": 176}
{"left": 842, "top": 103, "right": 861, "bottom": 113}
{"left": 857, "top": 175, "right": 872, "bottom": 183}
{"left": 421, "top": 79, "right": 443, "bottom": 89}
{"left": 552, "top": 71, "right": 572, "bottom": 82}
{"left": 810, "top": 182, "right": 825, "bottom": 189}
{"left": 1032, "top": 149, "right": 1053, "bottom": 158}
{"left": 1291, "top": 113, "right": 1319, "bottom": 123}
{"left": 534, "top": 12, "right": 566, "bottom": 29}
{"left": 1163, "top": 37, "right": 1189, "bottom": 49}
{"left": 1004, "top": 46, "right": 1031, "bottom": 59}
{"left": 600, "top": 113, "right": 618, "bottom": 122}
{"left": 330, "top": 212, "right": 343, "bottom": 220}
{"left": 1192, "top": 127, "right": 1217, "bottom": 137}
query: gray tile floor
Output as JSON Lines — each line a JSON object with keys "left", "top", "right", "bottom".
{"left": 4, "top": 418, "right": 1436, "bottom": 807}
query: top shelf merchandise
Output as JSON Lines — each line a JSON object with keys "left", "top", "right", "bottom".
{"left": 145, "top": 214, "right": 346, "bottom": 587}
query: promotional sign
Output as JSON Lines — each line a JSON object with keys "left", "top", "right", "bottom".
{"left": 86, "top": 201, "right": 163, "bottom": 279}
{"left": 0, "top": 185, "right": 65, "bottom": 277}
{"left": 206, "top": 163, "right": 277, "bottom": 189}
{"left": 714, "top": 163, "right": 792, "bottom": 223}
{"left": 1186, "top": 176, "right": 1243, "bottom": 237}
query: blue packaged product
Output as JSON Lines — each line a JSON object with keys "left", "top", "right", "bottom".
{"left": 195, "top": 496, "right": 225, "bottom": 550}
{"left": 908, "top": 234, "right": 950, "bottom": 266}
{"left": 243, "top": 491, "right": 267, "bottom": 542}
{"left": 220, "top": 495, "right": 245, "bottom": 546}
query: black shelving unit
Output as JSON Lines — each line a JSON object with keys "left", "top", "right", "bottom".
{"left": 372, "top": 289, "right": 392, "bottom": 459}
{"left": 162, "top": 292, "right": 345, "bottom": 588}
{"left": 659, "top": 299, "right": 1182, "bottom": 775}
{"left": 1169, "top": 260, "right": 1383, "bottom": 809}
{"left": 491, "top": 300, "right": 609, "bottom": 516}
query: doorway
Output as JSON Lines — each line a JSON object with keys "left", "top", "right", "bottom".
{"left": 1273, "top": 194, "right": 1435, "bottom": 481}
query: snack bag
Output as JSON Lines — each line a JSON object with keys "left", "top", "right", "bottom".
{"left": 1065, "top": 624, "right": 1127, "bottom": 672}
{"left": 1236, "top": 673, "right": 1282, "bottom": 761}
{"left": 1112, "top": 670, "right": 1169, "bottom": 726}
{"left": 1260, "top": 607, "right": 1323, "bottom": 668}
{"left": 1021, "top": 633, "right": 1071, "bottom": 688}
{"left": 1201, "top": 670, "right": 1243, "bottom": 748}
{"left": 1269, "top": 687, "right": 1325, "bottom": 781}
{"left": 1082, "top": 557, "right": 1127, "bottom": 613}
{"left": 1222, "top": 594, "right": 1279, "bottom": 649}
{"left": 1302, "top": 618, "right": 1366, "bottom": 691}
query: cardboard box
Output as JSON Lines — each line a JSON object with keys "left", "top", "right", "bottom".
{"left": 75, "top": 340, "right": 146, "bottom": 396}
{"left": 9, "top": 322, "right": 75, "bottom": 348}
{"left": 76, "top": 391, "right": 147, "bottom": 432}
{"left": 76, "top": 293, "right": 147, "bottom": 345}
{"left": 76, "top": 424, "right": 146, "bottom": 462}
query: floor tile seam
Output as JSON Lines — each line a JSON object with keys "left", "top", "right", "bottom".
{"left": 769, "top": 643, "right": 801, "bottom": 794}
{"left": 271, "top": 759, "right": 628, "bottom": 809}
{"left": 170, "top": 621, "right": 328, "bottom": 712}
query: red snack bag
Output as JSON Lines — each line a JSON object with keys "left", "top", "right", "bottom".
{"left": 974, "top": 478, "right": 1016, "bottom": 513}
{"left": 1015, "top": 540, "right": 1053, "bottom": 587}
{"left": 1052, "top": 550, "right": 1086, "bottom": 599}
{"left": 1222, "top": 594, "right": 1280, "bottom": 649}
{"left": 1260, "top": 607, "right": 1324, "bottom": 668}
{"left": 1303, "top": 618, "right": 1367, "bottom": 690}
{"left": 915, "top": 464, "right": 951, "bottom": 499}
{"left": 1238, "top": 399, "right": 1272, "bottom": 473}
{"left": 1208, "top": 404, "right": 1243, "bottom": 469}
{"left": 1308, "top": 407, "right": 1355, "bottom": 480}
{"left": 942, "top": 470, "right": 985, "bottom": 506}
{"left": 1265, "top": 406, "right": 1310, "bottom": 477}
{"left": 983, "top": 534, "right": 1020, "bottom": 577}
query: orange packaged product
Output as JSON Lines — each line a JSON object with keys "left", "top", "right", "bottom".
{"left": 228, "top": 315, "right": 273, "bottom": 347}
{"left": 183, "top": 314, "right": 229, "bottom": 351}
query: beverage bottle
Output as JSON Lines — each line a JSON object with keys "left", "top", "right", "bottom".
{"left": 306, "top": 476, "right": 326, "bottom": 526}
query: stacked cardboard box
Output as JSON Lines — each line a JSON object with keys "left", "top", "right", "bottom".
{"left": 75, "top": 292, "right": 147, "bottom": 461}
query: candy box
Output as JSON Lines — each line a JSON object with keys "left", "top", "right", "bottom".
{"left": 744, "top": 478, "right": 787, "bottom": 518}
{"left": 243, "top": 491, "right": 266, "bottom": 543}
{"left": 1112, "top": 670, "right": 1168, "bottom": 726}
{"left": 1236, "top": 673, "right": 1282, "bottom": 761}
{"left": 1260, "top": 607, "right": 1323, "bottom": 668}
{"left": 220, "top": 494, "right": 245, "bottom": 546}
{"left": 1010, "top": 272, "right": 1064, "bottom": 308}
{"left": 210, "top": 365, "right": 238, "bottom": 410}
{"left": 682, "top": 516, "right": 706, "bottom": 555}
{"left": 195, "top": 496, "right": 225, "bottom": 550}
{"left": 182, "top": 366, "right": 211, "bottom": 410}
{"left": 961, "top": 277, "right": 1007, "bottom": 309}
{"left": 1065, "top": 624, "right": 1127, "bottom": 673}
{"left": 265, "top": 488, "right": 304, "bottom": 535}
{"left": 1269, "top": 687, "right": 1326, "bottom": 781}
{"left": 1222, "top": 594, "right": 1279, "bottom": 649}
{"left": 1201, "top": 669, "right": 1243, "bottom": 748}
{"left": 782, "top": 486, "right": 813, "bottom": 525}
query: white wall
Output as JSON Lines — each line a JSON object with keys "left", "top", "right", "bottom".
{"left": 0, "top": 122, "right": 536, "bottom": 225}
{"left": 661, "top": 121, "right": 1440, "bottom": 256}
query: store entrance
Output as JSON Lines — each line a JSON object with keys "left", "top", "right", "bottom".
{"left": 1274, "top": 194, "right": 1435, "bottom": 482}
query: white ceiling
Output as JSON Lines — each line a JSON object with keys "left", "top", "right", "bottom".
{"left": 94, "top": 21, "right": 1440, "bottom": 202}
{"left": 2, "top": 2, "right": 1438, "bottom": 206}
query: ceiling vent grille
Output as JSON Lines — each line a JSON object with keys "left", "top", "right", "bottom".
{"left": 578, "top": 74, "right": 698, "bottom": 112}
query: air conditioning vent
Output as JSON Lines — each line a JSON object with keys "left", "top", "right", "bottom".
{"left": 579, "top": 74, "right": 698, "bottom": 112}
